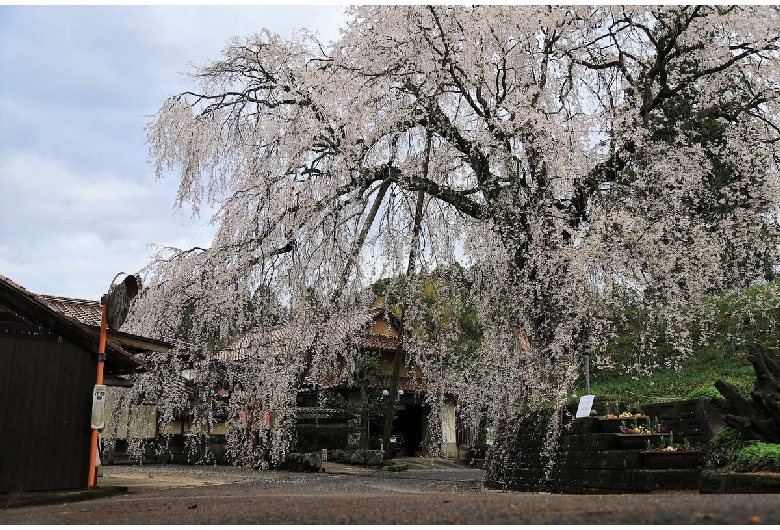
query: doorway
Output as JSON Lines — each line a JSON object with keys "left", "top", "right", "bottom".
{"left": 393, "top": 404, "right": 427, "bottom": 456}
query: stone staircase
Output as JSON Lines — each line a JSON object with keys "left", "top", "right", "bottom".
{"left": 485, "top": 399, "right": 724, "bottom": 494}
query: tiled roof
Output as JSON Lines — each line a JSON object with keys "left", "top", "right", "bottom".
{"left": 0, "top": 275, "right": 143, "bottom": 374}
{"left": 310, "top": 375, "right": 448, "bottom": 394}
{"left": 0, "top": 275, "right": 170, "bottom": 375}
{"left": 387, "top": 376, "right": 429, "bottom": 392}
{"left": 218, "top": 306, "right": 399, "bottom": 362}
{"left": 0, "top": 275, "right": 27, "bottom": 292}
{"left": 37, "top": 295, "right": 102, "bottom": 327}
{"left": 359, "top": 333, "right": 398, "bottom": 351}
{"left": 218, "top": 305, "right": 451, "bottom": 364}
{"left": 215, "top": 305, "right": 455, "bottom": 394}
{"left": 34, "top": 293, "right": 168, "bottom": 355}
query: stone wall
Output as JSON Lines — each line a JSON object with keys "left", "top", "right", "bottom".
{"left": 485, "top": 399, "right": 723, "bottom": 494}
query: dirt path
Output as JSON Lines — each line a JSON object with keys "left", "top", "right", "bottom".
{"left": 95, "top": 457, "right": 478, "bottom": 491}
{"left": 2, "top": 464, "right": 778, "bottom": 524}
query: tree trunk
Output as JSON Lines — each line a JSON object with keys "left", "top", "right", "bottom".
{"left": 714, "top": 346, "right": 780, "bottom": 443}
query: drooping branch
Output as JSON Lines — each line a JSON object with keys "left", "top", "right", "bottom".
{"left": 134, "top": 5, "right": 780, "bottom": 468}
{"left": 332, "top": 178, "right": 392, "bottom": 300}
{"left": 383, "top": 131, "right": 431, "bottom": 454}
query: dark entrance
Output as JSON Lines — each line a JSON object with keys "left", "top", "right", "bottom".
{"left": 392, "top": 403, "right": 428, "bottom": 456}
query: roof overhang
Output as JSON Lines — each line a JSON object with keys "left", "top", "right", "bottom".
{"left": 0, "top": 275, "right": 168, "bottom": 375}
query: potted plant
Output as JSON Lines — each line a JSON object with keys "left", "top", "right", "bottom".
{"left": 641, "top": 433, "right": 700, "bottom": 469}
{"left": 598, "top": 407, "right": 648, "bottom": 433}
{"left": 615, "top": 417, "right": 663, "bottom": 448}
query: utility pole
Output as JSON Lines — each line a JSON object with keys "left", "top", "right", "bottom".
{"left": 87, "top": 297, "right": 109, "bottom": 488}
{"left": 88, "top": 274, "right": 138, "bottom": 487}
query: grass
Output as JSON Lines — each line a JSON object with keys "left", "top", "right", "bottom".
{"left": 581, "top": 345, "right": 756, "bottom": 405}
{"left": 571, "top": 281, "right": 780, "bottom": 406}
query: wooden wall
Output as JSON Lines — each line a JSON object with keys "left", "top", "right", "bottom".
{"left": 0, "top": 299, "right": 94, "bottom": 492}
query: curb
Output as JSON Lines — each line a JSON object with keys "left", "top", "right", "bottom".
{"left": 1, "top": 486, "right": 129, "bottom": 510}
{"left": 700, "top": 471, "right": 780, "bottom": 494}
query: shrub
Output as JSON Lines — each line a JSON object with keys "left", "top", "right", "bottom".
{"left": 686, "top": 386, "right": 722, "bottom": 400}
{"left": 707, "top": 427, "right": 748, "bottom": 469}
{"left": 733, "top": 443, "right": 780, "bottom": 472}
{"left": 471, "top": 441, "right": 489, "bottom": 459}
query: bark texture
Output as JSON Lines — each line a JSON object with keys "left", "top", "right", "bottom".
{"left": 715, "top": 346, "right": 780, "bottom": 443}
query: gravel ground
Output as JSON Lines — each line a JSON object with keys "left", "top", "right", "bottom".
{"left": 2, "top": 463, "right": 779, "bottom": 524}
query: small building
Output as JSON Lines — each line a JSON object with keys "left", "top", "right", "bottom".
{"left": 219, "top": 307, "right": 462, "bottom": 458}
{"left": 0, "top": 275, "right": 167, "bottom": 492}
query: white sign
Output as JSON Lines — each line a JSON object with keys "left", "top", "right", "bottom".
{"left": 576, "top": 394, "right": 595, "bottom": 418}
{"left": 91, "top": 384, "right": 107, "bottom": 429}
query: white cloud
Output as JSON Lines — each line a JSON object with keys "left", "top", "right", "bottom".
{"left": 0, "top": 152, "right": 214, "bottom": 298}
{"left": 0, "top": 5, "right": 345, "bottom": 299}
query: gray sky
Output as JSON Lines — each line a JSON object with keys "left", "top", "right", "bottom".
{"left": 0, "top": 4, "right": 346, "bottom": 299}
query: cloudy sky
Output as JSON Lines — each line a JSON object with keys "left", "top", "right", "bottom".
{"left": 0, "top": 4, "right": 346, "bottom": 300}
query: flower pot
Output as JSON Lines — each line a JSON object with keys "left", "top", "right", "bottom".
{"left": 640, "top": 450, "right": 699, "bottom": 469}
{"left": 598, "top": 415, "right": 647, "bottom": 433}
{"left": 616, "top": 434, "right": 662, "bottom": 450}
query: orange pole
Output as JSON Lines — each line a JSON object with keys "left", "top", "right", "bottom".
{"left": 87, "top": 297, "right": 108, "bottom": 488}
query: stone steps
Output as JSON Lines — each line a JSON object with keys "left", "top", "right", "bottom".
{"left": 485, "top": 399, "right": 724, "bottom": 494}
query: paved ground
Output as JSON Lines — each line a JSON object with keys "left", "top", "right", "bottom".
{"left": 2, "top": 459, "right": 779, "bottom": 524}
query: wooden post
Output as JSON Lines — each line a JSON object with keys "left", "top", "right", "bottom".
{"left": 87, "top": 297, "right": 108, "bottom": 488}
{"left": 382, "top": 316, "right": 407, "bottom": 454}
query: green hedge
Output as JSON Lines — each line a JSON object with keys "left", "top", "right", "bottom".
{"left": 733, "top": 442, "right": 780, "bottom": 473}
{"left": 294, "top": 424, "right": 350, "bottom": 452}
{"left": 708, "top": 428, "right": 780, "bottom": 472}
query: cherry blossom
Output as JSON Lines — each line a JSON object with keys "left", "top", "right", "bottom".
{"left": 118, "top": 6, "right": 779, "bottom": 466}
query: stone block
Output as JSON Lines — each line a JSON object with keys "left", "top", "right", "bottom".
{"left": 640, "top": 450, "right": 700, "bottom": 469}
{"left": 609, "top": 469, "right": 639, "bottom": 492}
{"left": 302, "top": 452, "right": 323, "bottom": 472}
{"left": 720, "top": 472, "right": 780, "bottom": 494}
{"left": 559, "top": 449, "right": 642, "bottom": 470}
{"left": 283, "top": 453, "right": 303, "bottom": 472}
{"left": 615, "top": 434, "right": 662, "bottom": 450}
{"left": 487, "top": 398, "right": 722, "bottom": 494}
{"left": 551, "top": 468, "right": 617, "bottom": 490}
{"left": 699, "top": 470, "right": 722, "bottom": 493}
{"left": 631, "top": 469, "right": 700, "bottom": 492}
{"left": 559, "top": 433, "right": 617, "bottom": 451}
{"left": 364, "top": 450, "right": 384, "bottom": 466}
{"left": 567, "top": 417, "right": 600, "bottom": 434}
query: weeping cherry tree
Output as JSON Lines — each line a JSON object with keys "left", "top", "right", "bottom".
{"left": 122, "top": 5, "right": 780, "bottom": 467}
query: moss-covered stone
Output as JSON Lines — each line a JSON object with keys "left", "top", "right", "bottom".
{"left": 701, "top": 471, "right": 780, "bottom": 493}
{"left": 382, "top": 463, "right": 409, "bottom": 472}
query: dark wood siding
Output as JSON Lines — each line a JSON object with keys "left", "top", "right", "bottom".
{"left": 0, "top": 299, "right": 94, "bottom": 492}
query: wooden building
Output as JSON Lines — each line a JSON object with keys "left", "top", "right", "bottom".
{"left": 0, "top": 275, "right": 167, "bottom": 493}
{"left": 218, "top": 307, "right": 461, "bottom": 457}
